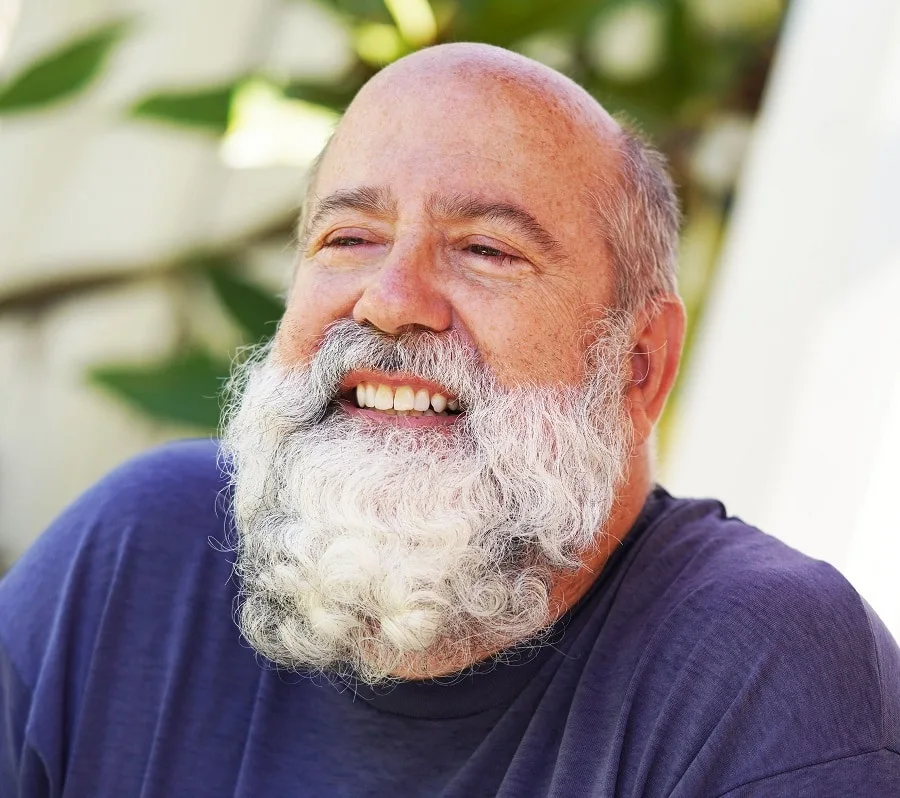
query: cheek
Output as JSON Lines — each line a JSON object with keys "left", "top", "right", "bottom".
{"left": 487, "top": 326, "right": 584, "bottom": 384}
{"left": 274, "top": 268, "right": 360, "bottom": 364}
{"left": 503, "top": 280, "right": 610, "bottom": 385}
{"left": 455, "top": 286, "right": 589, "bottom": 385}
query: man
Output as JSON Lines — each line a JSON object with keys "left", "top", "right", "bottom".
{"left": 1, "top": 43, "right": 898, "bottom": 797}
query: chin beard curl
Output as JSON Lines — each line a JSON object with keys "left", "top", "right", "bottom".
{"left": 221, "top": 316, "right": 634, "bottom": 685}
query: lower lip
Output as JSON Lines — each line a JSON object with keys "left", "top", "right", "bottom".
{"left": 338, "top": 400, "right": 461, "bottom": 427}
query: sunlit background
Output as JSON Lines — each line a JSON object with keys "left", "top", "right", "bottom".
{"left": 1, "top": 0, "right": 897, "bottom": 637}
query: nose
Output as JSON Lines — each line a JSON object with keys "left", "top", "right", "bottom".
{"left": 352, "top": 245, "right": 452, "bottom": 335}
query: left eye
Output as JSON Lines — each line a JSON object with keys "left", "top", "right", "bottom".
{"left": 464, "top": 243, "right": 523, "bottom": 270}
{"left": 325, "top": 236, "right": 367, "bottom": 247}
{"left": 468, "top": 244, "right": 505, "bottom": 258}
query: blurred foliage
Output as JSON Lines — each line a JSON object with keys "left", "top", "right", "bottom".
{"left": 1, "top": 0, "right": 785, "bottom": 433}
{"left": 130, "top": 85, "right": 237, "bottom": 135}
{"left": 205, "top": 263, "right": 286, "bottom": 342}
{"left": 0, "top": 21, "right": 129, "bottom": 112}
{"left": 90, "top": 349, "right": 230, "bottom": 429}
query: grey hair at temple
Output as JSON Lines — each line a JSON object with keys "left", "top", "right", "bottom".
{"left": 593, "top": 125, "right": 681, "bottom": 313}
{"left": 294, "top": 122, "right": 680, "bottom": 314}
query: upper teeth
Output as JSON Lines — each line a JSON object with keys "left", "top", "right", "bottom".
{"left": 354, "top": 383, "right": 459, "bottom": 415}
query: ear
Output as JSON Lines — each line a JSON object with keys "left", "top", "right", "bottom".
{"left": 626, "top": 295, "right": 686, "bottom": 446}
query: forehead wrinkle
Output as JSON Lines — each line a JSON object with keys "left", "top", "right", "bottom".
{"left": 425, "top": 191, "right": 567, "bottom": 265}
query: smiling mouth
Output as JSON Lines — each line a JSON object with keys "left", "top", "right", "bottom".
{"left": 341, "top": 381, "right": 462, "bottom": 417}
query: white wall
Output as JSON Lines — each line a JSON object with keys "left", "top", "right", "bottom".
{"left": 666, "top": 0, "right": 900, "bottom": 637}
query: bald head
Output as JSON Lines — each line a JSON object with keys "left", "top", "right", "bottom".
{"left": 349, "top": 42, "right": 622, "bottom": 144}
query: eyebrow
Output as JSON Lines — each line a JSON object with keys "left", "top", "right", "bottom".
{"left": 302, "top": 185, "right": 566, "bottom": 263}
{"left": 425, "top": 192, "right": 566, "bottom": 263}
{"left": 303, "top": 185, "right": 397, "bottom": 242}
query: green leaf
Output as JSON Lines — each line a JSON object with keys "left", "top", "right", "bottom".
{"left": 311, "top": 0, "right": 394, "bottom": 24}
{"left": 206, "top": 268, "right": 284, "bottom": 343}
{"left": 452, "top": 0, "right": 600, "bottom": 48}
{"left": 130, "top": 84, "right": 236, "bottom": 135}
{"left": 89, "top": 348, "right": 230, "bottom": 429}
{"left": 283, "top": 77, "right": 363, "bottom": 113}
{"left": 0, "top": 21, "right": 130, "bottom": 114}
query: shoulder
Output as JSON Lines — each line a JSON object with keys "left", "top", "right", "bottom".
{"left": 618, "top": 491, "right": 900, "bottom": 787}
{"left": 631, "top": 490, "right": 874, "bottom": 632}
{"left": 10, "top": 437, "right": 229, "bottom": 568}
{"left": 0, "top": 441, "right": 246, "bottom": 791}
{"left": 670, "top": 543, "right": 885, "bottom": 722}
{"left": 0, "top": 439, "right": 234, "bottom": 687}
{"left": 637, "top": 492, "right": 888, "bottom": 704}
{"left": 72, "top": 437, "right": 228, "bottom": 522}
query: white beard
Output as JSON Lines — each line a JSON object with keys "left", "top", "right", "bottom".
{"left": 221, "top": 317, "right": 634, "bottom": 684}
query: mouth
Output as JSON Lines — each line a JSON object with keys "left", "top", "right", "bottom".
{"left": 336, "top": 370, "right": 463, "bottom": 424}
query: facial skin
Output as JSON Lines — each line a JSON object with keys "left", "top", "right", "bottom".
{"left": 253, "top": 43, "right": 685, "bottom": 678}
{"left": 280, "top": 46, "right": 624, "bottom": 386}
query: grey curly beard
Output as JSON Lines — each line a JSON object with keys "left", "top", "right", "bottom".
{"left": 221, "top": 315, "right": 634, "bottom": 685}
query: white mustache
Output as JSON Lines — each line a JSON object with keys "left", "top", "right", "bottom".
{"left": 252, "top": 320, "right": 491, "bottom": 428}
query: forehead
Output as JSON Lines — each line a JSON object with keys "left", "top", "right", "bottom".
{"left": 314, "top": 76, "right": 619, "bottom": 240}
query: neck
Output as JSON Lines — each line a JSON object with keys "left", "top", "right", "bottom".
{"left": 390, "top": 443, "right": 654, "bottom": 680}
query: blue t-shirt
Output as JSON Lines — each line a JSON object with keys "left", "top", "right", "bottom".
{"left": 1, "top": 439, "right": 898, "bottom": 797}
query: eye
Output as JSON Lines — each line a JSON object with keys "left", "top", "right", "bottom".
{"left": 464, "top": 241, "right": 523, "bottom": 270}
{"left": 324, "top": 235, "right": 368, "bottom": 247}
{"left": 468, "top": 244, "right": 505, "bottom": 258}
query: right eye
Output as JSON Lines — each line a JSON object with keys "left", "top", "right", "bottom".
{"left": 324, "top": 236, "right": 367, "bottom": 247}
{"left": 319, "top": 225, "right": 383, "bottom": 250}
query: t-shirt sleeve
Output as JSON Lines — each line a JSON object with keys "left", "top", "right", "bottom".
{"left": 0, "top": 482, "right": 115, "bottom": 797}
{"left": 0, "top": 643, "right": 52, "bottom": 796}
{"left": 715, "top": 748, "right": 900, "bottom": 797}
{"left": 0, "top": 439, "right": 224, "bottom": 797}
{"left": 633, "top": 550, "right": 900, "bottom": 798}
{"left": 0, "top": 447, "right": 153, "bottom": 796}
